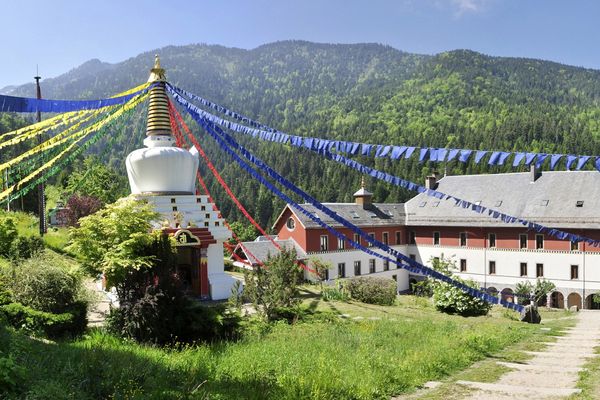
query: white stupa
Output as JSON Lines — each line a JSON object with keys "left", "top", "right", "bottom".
{"left": 126, "top": 56, "right": 235, "bottom": 300}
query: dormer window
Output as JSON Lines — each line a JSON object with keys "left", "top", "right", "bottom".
{"left": 576, "top": 201, "right": 584, "bottom": 207}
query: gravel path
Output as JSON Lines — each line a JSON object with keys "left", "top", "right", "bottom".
{"left": 457, "top": 311, "right": 600, "bottom": 399}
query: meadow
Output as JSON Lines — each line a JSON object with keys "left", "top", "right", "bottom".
{"left": 1, "top": 291, "right": 573, "bottom": 400}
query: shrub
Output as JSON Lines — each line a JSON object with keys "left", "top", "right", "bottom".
{"left": 7, "top": 254, "right": 82, "bottom": 314}
{"left": 411, "top": 279, "right": 434, "bottom": 297}
{"left": 0, "top": 301, "right": 87, "bottom": 339}
{"left": 346, "top": 277, "right": 397, "bottom": 306}
{"left": 430, "top": 256, "right": 492, "bottom": 317}
{"left": 243, "top": 247, "right": 303, "bottom": 321}
{"left": 433, "top": 279, "right": 492, "bottom": 316}
{"left": 9, "top": 235, "right": 44, "bottom": 260}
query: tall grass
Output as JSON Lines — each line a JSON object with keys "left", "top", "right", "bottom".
{"left": 3, "top": 306, "right": 541, "bottom": 400}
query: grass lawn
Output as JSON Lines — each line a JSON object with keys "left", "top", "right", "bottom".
{"left": 1, "top": 286, "right": 575, "bottom": 400}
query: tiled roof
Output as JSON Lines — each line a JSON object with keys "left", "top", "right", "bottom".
{"left": 405, "top": 171, "right": 600, "bottom": 229}
{"left": 232, "top": 238, "right": 307, "bottom": 265}
{"left": 291, "top": 203, "right": 405, "bottom": 229}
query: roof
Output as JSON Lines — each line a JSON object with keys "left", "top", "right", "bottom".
{"left": 288, "top": 202, "right": 405, "bottom": 229}
{"left": 232, "top": 238, "right": 307, "bottom": 265}
{"left": 405, "top": 171, "right": 600, "bottom": 229}
{"left": 353, "top": 187, "right": 373, "bottom": 197}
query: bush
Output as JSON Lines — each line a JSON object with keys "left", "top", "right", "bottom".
{"left": 0, "top": 301, "right": 87, "bottom": 339}
{"left": 244, "top": 248, "right": 304, "bottom": 322}
{"left": 0, "top": 252, "right": 88, "bottom": 338}
{"left": 433, "top": 279, "right": 492, "bottom": 316}
{"left": 430, "top": 256, "right": 492, "bottom": 317}
{"left": 9, "top": 235, "right": 44, "bottom": 260}
{"left": 7, "top": 255, "right": 82, "bottom": 314}
{"left": 346, "top": 277, "right": 397, "bottom": 306}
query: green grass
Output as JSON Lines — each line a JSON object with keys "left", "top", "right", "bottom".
{"left": 0, "top": 210, "right": 72, "bottom": 253}
{"left": 1, "top": 293, "right": 570, "bottom": 400}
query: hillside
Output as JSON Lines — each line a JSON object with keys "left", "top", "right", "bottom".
{"left": 4, "top": 41, "right": 600, "bottom": 227}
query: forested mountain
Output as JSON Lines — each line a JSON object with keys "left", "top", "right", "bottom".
{"left": 4, "top": 41, "right": 600, "bottom": 228}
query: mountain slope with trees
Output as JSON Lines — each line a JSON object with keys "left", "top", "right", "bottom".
{"left": 4, "top": 41, "right": 600, "bottom": 227}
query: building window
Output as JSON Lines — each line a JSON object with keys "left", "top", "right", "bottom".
{"left": 196, "top": 197, "right": 202, "bottom": 203}
{"left": 382, "top": 232, "right": 389, "bottom": 245}
{"left": 489, "top": 261, "right": 496, "bottom": 275}
{"left": 396, "top": 257, "right": 402, "bottom": 269}
{"left": 409, "top": 231, "right": 416, "bottom": 245}
{"left": 369, "top": 259, "right": 376, "bottom": 273}
{"left": 170, "top": 198, "right": 176, "bottom": 204}
{"left": 337, "top": 237, "right": 345, "bottom": 250}
{"left": 536, "top": 234, "right": 544, "bottom": 250}
{"left": 409, "top": 254, "right": 416, "bottom": 261}
{"left": 571, "top": 241, "right": 579, "bottom": 251}
{"left": 383, "top": 260, "right": 389, "bottom": 271}
{"left": 395, "top": 231, "right": 402, "bottom": 245}
{"left": 320, "top": 235, "right": 329, "bottom": 251}
{"left": 433, "top": 231, "right": 440, "bottom": 246}
{"left": 571, "top": 265, "right": 579, "bottom": 280}
{"left": 460, "top": 259, "right": 467, "bottom": 272}
{"left": 520, "top": 262, "right": 527, "bottom": 277}
{"left": 459, "top": 232, "right": 467, "bottom": 247}
{"left": 536, "top": 263, "right": 544, "bottom": 277}
{"left": 354, "top": 261, "right": 361, "bottom": 276}
{"left": 353, "top": 233, "right": 360, "bottom": 246}
{"left": 368, "top": 233, "right": 375, "bottom": 246}
{"left": 338, "top": 263, "right": 346, "bottom": 278}
{"left": 286, "top": 217, "right": 296, "bottom": 230}
{"left": 488, "top": 233, "right": 496, "bottom": 248}
{"left": 172, "top": 206, "right": 178, "bottom": 212}
{"left": 519, "top": 234, "right": 528, "bottom": 249}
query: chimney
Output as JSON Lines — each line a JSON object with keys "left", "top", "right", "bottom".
{"left": 353, "top": 177, "right": 373, "bottom": 208}
{"left": 425, "top": 174, "right": 438, "bottom": 190}
{"left": 530, "top": 165, "right": 541, "bottom": 183}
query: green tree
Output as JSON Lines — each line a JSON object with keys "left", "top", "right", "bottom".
{"left": 66, "top": 157, "right": 129, "bottom": 204}
{"left": 66, "top": 198, "right": 159, "bottom": 285}
{"left": 243, "top": 247, "right": 303, "bottom": 321}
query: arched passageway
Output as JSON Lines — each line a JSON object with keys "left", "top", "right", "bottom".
{"left": 567, "top": 292, "right": 582, "bottom": 310}
{"left": 550, "top": 291, "right": 564, "bottom": 309}
{"left": 585, "top": 294, "right": 600, "bottom": 310}
{"left": 501, "top": 288, "right": 514, "bottom": 303}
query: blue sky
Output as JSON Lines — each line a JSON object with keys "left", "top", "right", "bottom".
{"left": 1, "top": 0, "right": 599, "bottom": 89}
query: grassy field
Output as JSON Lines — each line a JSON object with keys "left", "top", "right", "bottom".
{"left": 0, "top": 212, "right": 577, "bottom": 399}
{"left": 1, "top": 287, "right": 574, "bottom": 400}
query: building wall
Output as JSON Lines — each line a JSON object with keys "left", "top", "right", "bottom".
{"left": 308, "top": 246, "right": 410, "bottom": 292}
{"left": 407, "top": 226, "right": 600, "bottom": 253}
{"left": 411, "top": 242, "right": 600, "bottom": 307}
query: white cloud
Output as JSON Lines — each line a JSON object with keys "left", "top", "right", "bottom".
{"left": 451, "top": 0, "right": 490, "bottom": 16}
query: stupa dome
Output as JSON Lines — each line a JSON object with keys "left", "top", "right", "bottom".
{"left": 125, "top": 55, "right": 199, "bottom": 195}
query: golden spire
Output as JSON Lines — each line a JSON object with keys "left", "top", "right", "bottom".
{"left": 146, "top": 54, "right": 171, "bottom": 136}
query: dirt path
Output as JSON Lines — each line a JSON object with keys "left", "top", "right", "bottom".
{"left": 456, "top": 311, "right": 600, "bottom": 399}
{"left": 85, "top": 278, "right": 111, "bottom": 327}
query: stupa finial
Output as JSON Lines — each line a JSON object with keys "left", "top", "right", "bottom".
{"left": 147, "top": 54, "right": 166, "bottom": 83}
{"left": 145, "top": 55, "right": 171, "bottom": 137}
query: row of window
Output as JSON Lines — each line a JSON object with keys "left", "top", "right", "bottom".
{"left": 319, "top": 231, "right": 403, "bottom": 251}
{"left": 318, "top": 231, "right": 583, "bottom": 252}
{"left": 336, "top": 258, "right": 400, "bottom": 278}
{"left": 419, "top": 231, "right": 581, "bottom": 251}
{"left": 456, "top": 259, "right": 580, "bottom": 280}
